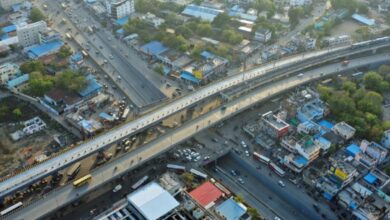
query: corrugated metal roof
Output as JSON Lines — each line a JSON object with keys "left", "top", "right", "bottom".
{"left": 127, "top": 182, "right": 179, "bottom": 220}
{"left": 141, "top": 41, "right": 168, "bottom": 56}
{"left": 182, "top": 4, "right": 223, "bottom": 22}
{"left": 215, "top": 198, "right": 247, "bottom": 220}
{"left": 189, "top": 181, "right": 223, "bottom": 207}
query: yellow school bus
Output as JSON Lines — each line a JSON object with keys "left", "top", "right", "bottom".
{"left": 73, "top": 174, "right": 92, "bottom": 187}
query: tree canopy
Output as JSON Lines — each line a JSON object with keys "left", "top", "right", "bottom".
{"left": 20, "top": 60, "right": 44, "bottom": 74}
{"left": 55, "top": 69, "right": 87, "bottom": 92}
{"left": 29, "top": 7, "right": 46, "bottom": 22}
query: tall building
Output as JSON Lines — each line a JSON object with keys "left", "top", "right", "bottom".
{"left": 105, "top": 0, "right": 135, "bottom": 19}
{"left": 0, "top": 0, "right": 24, "bottom": 10}
{"left": 17, "top": 21, "right": 47, "bottom": 48}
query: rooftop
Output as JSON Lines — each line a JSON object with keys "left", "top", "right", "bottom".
{"left": 26, "top": 40, "right": 64, "bottom": 59}
{"left": 78, "top": 74, "right": 102, "bottom": 97}
{"left": 215, "top": 198, "right": 247, "bottom": 220}
{"left": 189, "top": 181, "right": 223, "bottom": 208}
{"left": 352, "top": 13, "right": 375, "bottom": 26}
{"left": 182, "top": 4, "right": 223, "bottom": 22}
{"left": 262, "top": 111, "right": 289, "bottom": 130}
{"left": 127, "top": 182, "right": 179, "bottom": 220}
{"left": 141, "top": 41, "right": 168, "bottom": 56}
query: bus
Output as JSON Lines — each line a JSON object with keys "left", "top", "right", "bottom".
{"left": 87, "top": 26, "right": 93, "bottom": 33}
{"left": 352, "top": 72, "right": 363, "bottom": 78}
{"left": 0, "top": 202, "right": 23, "bottom": 216}
{"left": 65, "top": 33, "right": 72, "bottom": 40}
{"left": 269, "top": 162, "right": 285, "bottom": 177}
{"left": 131, "top": 176, "right": 149, "bottom": 190}
{"left": 190, "top": 168, "right": 207, "bottom": 179}
{"left": 67, "top": 162, "right": 81, "bottom": 179}
{"left": 321, "top": 78, "right": 332, "bottom": 84}
{"left": 253, "top": 152, "right": 270, "bottom": 165}
{"left": 167, "top": 164, "right": 186, "bottom": 172}
{"left": 73, "top": 174, "right": 92, "bottom": 187}
{"left": 81, "top": 50, "right": 88, "bottom": 57}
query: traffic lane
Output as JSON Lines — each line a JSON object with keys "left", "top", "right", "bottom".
{"left": 215, "top": 157, "right": 308, "bottom": 220}
{"left": 218, "top": 153, "right": 323, "bottom": 220}
{"left": 207, "top": 167, "right": 280, "bottom": 220}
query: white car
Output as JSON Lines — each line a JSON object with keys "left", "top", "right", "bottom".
{"left": 278, "top": 180, "right": 285, "bottom": 187}
{"left": 244, "top": 150, "right": 250, "bottom": 157}
{"left": 113, "top": 184, "right": 122, "bottom": 192}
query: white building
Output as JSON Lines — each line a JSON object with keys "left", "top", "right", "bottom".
{"left": 0, "top": 0, "right": 24, "bottom": 10}
{"left": 332, "top": 122, "right": 356, "bottom": 140}
{"left": 105, "top": 0, "right": 135, "bottom": 19}
{"left": 360, "top": 140, "right": 388, "bottom": 164}
{"left": 17, "top": 21, "right": 47, "bottom": 48}
{"left": 324, "top": 35, "right": 352, "bottom": 47}
{"left": 0, "top": 62, "right": 20, "bottom": 84}
{"left": 289, "top": 0, "right": 312, "bottom": 7}
{"left": 254, "top": 28, "right": 272, "bottom": 43}
{"left": 382, "top": 130, "right": 390, "bottom": 149}
{"left": 140, "top": 13, "right": 165, "bottom": 28}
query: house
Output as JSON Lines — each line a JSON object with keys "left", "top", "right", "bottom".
{"left": 329, "top": 161, "right": 358, "bottom": 188}
{"left": 10, "top": 116, "right": 46, "bottom": 141}
{"left": 140, "top": 13, "right": 165, "bottom": 28}
{"left": 215, "top": 198, "right": 247, "bottom": 220}
{"left": 297, "top": 120, "right": 321, "bottom": 135}
{"left": 78, "top": 74, "right": 103, "bottom": 98}
{"left": 296, "top": 98, "right": 327, "bottom": 122}
{"left": 260, "top": 111, "right": 290, "bottom": 139}
{"left": 360, "top": 140, "right": 388, "bottom": 164}
{"left": 182, "top": 4, "right": 223, "bottom": 22}
{"left": 254, "top": 28, "right": 272, "bottom": 43}
{"left": 189, "top": 181, "right": 224, "bottom": 209}
{"left": 332, "top": 122, "right": 356, "bottom": 141}
{"left": 0, "top": 62, "right": 21, "bottom": 84}
{"left": 314, "top": 136, "right": 331, "bottom": 153}
{"left": 42, "top": 88, "right": 83, "bottom": 115}
{"left": 281, "top": 135, "right": 321, "bottom": 162}
{"left": 381, "top": 129, "right": 390, "bottom": 149}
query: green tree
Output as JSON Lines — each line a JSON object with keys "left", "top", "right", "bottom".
{"left": 29, "top": 7, "right": 46, "bottom": 22}
{"left": 57, "top": 45, "right": 72, "bottom": 58}
{"left": 378, "top": 65, "right": 390, "bottom": 76}
{"left": 288, "top": 7, "right": 304, "bottom": 28}
{"left": 176, "top": 25, "right": 193, "bottom": 38}
{"left": 234, "top": 195, "right": 244, "bottom": 203}
{"left": 212, "top": 12, "right": 231, "bottom": 28}
{"left": 247, "top": 207, "right": 261, "bottom": 220}
{"left": 196, "top": 22, "right": 213, "bottom": 37}
{"left": 357, "top": 91, "right": 383, "bottom": 116}
{"left": 328, "top": 92, "right": 356, "bottom": 115}
{"left": 364, "top": 71, "right": 383, "bottom": 92}
{"left": 342, "top": 81, "right": 357, "bottom": 94}
{"left": 358, "top": 4, "right": 369, "bottom": 15}
{"left": 55, "top": 70, "right": 87, "bottom": 92}
{"left": 12, "top": 108, "right": 22, "bottom": 118}
{"left": 252, "top": 0, "right": 274, "bottom": 12}
{"left": 154, "top": 64, "right": 164, "bottom": 75}
{"left": 28, "top": 71, "right": 54, "bottom": 96}
{"left": 221, "top": 29, "right": 243, "bottom": 45}
{"left": 20, "top": 60, "right": 44, "bottom": 74}
{"left": 182, "top": 172, "right": 194, "bottom": 185}
{"left": 317, "top": 84, "right": 333, "bottom": 102}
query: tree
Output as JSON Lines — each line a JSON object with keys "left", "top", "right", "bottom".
{"left": 317, "top": 85, "right": 333, "bottom": 102}
{"left": 221, "top": 29, "right": 243, "bottom": 45}
{"left": 28, "top": 71, "right": 54, "bottom": 96}
{"left": 20, "top": 60, "right": 44, "bottom": 74}
{"left": 55, "top": 70, "right": 87, "bottom": 92}
{"left": 234, "top": 195, "right": 244, "bottom": 203}
{"left": 328, "top": 92, "right": 356, "bottom": 115}
{"left": 57, "top": 45, "right": 72, "bottom": 58}
{"left": 378, "top": 65, "right": 390, "bottom": 76}
{"left": 288, "top": 7, "right": 304, "bottom": 28}
{"left": 364, "top": 71, "right": 383, "bottom": 92}
{"left": 357, "top": 91, "right": 383, "bottom": 116}
{"left": 247, "top": 207, "right": 261, "bottom": 220}
{"left": 358, "top": 4, "right": 369, "bottom": 15}
{"left": 154, "top": 64, "right": 164, "bottom": 75}
{"left": 182, "top": 172, "right": 194, "bottom": 185}
{"left": 12, "top": 108, "right": 22, "bottom": 118}
{"left": 29, "top": 7, "right": 46, "bottom": 22}
{"left": 212, "top": 12, "right": 231, "bottom": 28}
{"left": 342, "top": 81, "right": 357, "bottom": 94}
{"left": 196, "top": 22, "right": 213, "bottom": 37}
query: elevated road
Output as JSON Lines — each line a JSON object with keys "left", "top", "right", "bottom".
{"left": 6, "top": 51, "right": 390, "bottom": 220}
{"left": 1, "top": 38, "right": 390, "bottom": 201}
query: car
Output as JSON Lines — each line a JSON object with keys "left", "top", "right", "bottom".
{"left": 274, "top": 216, "right": 281, "bottom": 220}
{"left": 109, "top": 54, "right": 114, "bottom": 60}
{"left": 230, "top": 170, "right": 237, "bottom": 176}
{"left": 244, "top": 150, "right": 250, "bottom": 157}
{"left": 241, "top": 141, "right": 247, "bottom": 148}
{"left": 203, "top": 156, "right": 210, "bottom": 161}
{"left": 113, "top": 184, "right": 122, "bottom": 192}
{"left": 238, "top": 178, "right": 245, "bottom": 184}
{"left": 278, "top": 180, "right": 285, "bottom": 187}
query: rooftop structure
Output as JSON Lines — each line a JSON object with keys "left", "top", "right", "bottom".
{"left": 229, "top": 5, "right": 257, "bottom": 22}
{"left": 296, "top": 98, "right": 327, "bottom": 122}
{"left": 10, "top": 116, "right": 47, "bottom": 141}
{"left": 330, "top": 161, "right": 358, "bottom": 187}
{"left": 78, "top": 75, "right": 102, "bottom": 98}
{"left": 189, "top": 181, "right": 224, "bottom": 209}
{"left": 140, "top": 41, "right": 169, "bottom": 56}
{"left": 360, "top": 140, "right": 388, "bottom": 165}
{"left": 182, "top": 4, "right": 223, "bottom": 22}
{"left": 26, "top": 40, "right": 64, "bottom": 59}
{"left": 352, "top": 13, "right": 375, "bottom": 26}
{"left": 381, "top": 129, "right": 390, "bottom": 149}
{"left": 296, "top": 136, "right": 321, "bottom": 162}
{"left": 260, "top": 111, "right": 290, "bottom": 139}
{"left": 140, "top": 13, "right": 165, "bottom": 28}
{"left": 332, "top": 121, "right": 356, "bottom": 140}
{"left": 0, "top": 62, "right": 21, "bottom": 84}
{"left": 254, "top": 28, "right": 272, "bottom": 43}
{"left": 215, "top": 198, "right": 247, "bottom": 220}
{"left": 126, "top": 182, "right": 179, "bottom": 220}
{"left": 159, "top": 172, "right": 183, "bottom": 196}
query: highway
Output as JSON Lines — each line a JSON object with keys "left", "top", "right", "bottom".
{"left": 0, "top": 39, "right": 389, "bottom": 200}
{"left": 5, "top": 52, "right": 390, "bottom": 220}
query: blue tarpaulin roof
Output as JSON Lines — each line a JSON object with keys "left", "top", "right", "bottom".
{"left": 180, "top": 72, "right": 200, "bottom": 83}
{"left": 182, "top": 4, "right": 222, "bottom": 22}
{"left": 323, "top": 192, "right": 333, "bottom": 201}
{"left": 78, "top": 75, "right": 102, "bottom": 97}
{"left": 346, "top": 144, "right": 360, "bottom": 157}
{"left": 141, "top": 41, "right": 168, "bottom": 56}
{"left": 364, "top": 173, "right": 377, "bottom": 184}
{"left": 352, "top": 13, "right": 375, "bottom": 26}
{"left": 294, "top": 156, "right": 308, "bottom": 166}
{"left": 215, "top": 198, "right": 246, "bottom": 220}
{"left": 115, "top": 16, "right": 129, "bottom": 26}
{"left": 6, "top": 74, "right": 29, "bottom": 88}
{"left": 319, "top": 120, "right": 334, "bottom": 129}
{"left": 116, "top": 28, "right": 124, "bottom": 34}
{"left": 70, "top": 52, "right": 83, "bottom": 62}
{"left": 27, "top": 40, "right": 64, "bottom": 59}
{"left": 2, "top": 24, "right": 16, "bottom": 33}
{"left": 99, "top": 112, "right": 115, "bottom": 121}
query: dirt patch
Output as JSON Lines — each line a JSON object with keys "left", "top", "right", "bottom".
{"left": 0, "top": 96, "right": 41, "bottom": 123}
{"left": 331, "top": 20, "right": 361, "bottom": 36}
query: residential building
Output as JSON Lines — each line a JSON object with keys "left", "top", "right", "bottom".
{"left": 283, "top": 154, "right": 308, "bottom": 173}
{"left": 17, "top": 21, "right": 48, "bottom": 48}
{"left": 281, "top": 136, "right": 321, "bottom": 162}
{"left": 140, "top": 13, "right": 165, "bottom": 28}
{"left": 314, "top": 136, "right": 331, "bottom": 153}
{"left": 105, "top": 0, "right": 135, "bottom": 19}
{"left": 290, "top": 0, "right": 312, "bottom": 7}
{"left": 332, "top": 122, "right": 356, "bottom": 140}
{"left": 10, "top": 116, "right": 46, "bottom": 141}
{"left": 260, "top": 111, "right": 289, "bottom": 139}
{"left": 381, "top": 129, "right": 390, "bottom": 149}
{"left": 182, "top": 4, "right": 223, "bottom": 22}
{"left": 329, "top": 161, "right": 358, "bottom": 188}
{"left": 254, "top": 28, "right": 272, "bottom": 43}
{"left": 215, "top": 198, "right": 247, "bottom": 220}
{"left": 360, "top": 140, "right": 388, "bottom": 164}
{"left": 229, "top": 5, "right": 258, "bottom": 22}
{"left": 296, "top": 98, "right": 327, "bottom": 122}
{"left": 0, "top": 0, "right": 24, "bottom": 10}
{"left": 297, "top": 120, "right": 321, "bottom": 135}
{"left": 189, "top": 181, "right": 224, "bottom": 209}
{"left": 42, "top": 88, "right": 83, "bottom": 115}
{"left": 323, "top": 35, "right": 352, "bottom": 47}
{"left": 0, "top": 62, "right": 21, "bottom": 84}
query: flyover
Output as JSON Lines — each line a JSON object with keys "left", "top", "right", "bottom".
{"left": 0, "top": 38, "right": 389, "bottom": 201}
{"left": 5, "top": 50, "right": 390, "bottom": 220}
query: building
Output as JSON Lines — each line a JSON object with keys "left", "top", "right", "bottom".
{"left": 360, "top": 140, "right": 388, "bottom": 164}
{"left": 381, "top": 129, "right": 390, "bottom": 149}
{"left": 25, "top": 40, "right": 64, "bottom": 59}
{"left": 215, "top": 198, "right": 247, "bottom": 220}
{"left": 10, "top": 116, "right": 46, "bottom": 141}
{"left": 229, "top": 5, "right": 257, "bottom": 22}
{"left": 126, "top": 182, "right": 180, "bottom": 220}
{"left": 42, "top": 88, "right": 83, "bottom": 115}
{"left": 105, "top": 0, "right": 135, "bottom": 19}
{"left": 314, "top": 136, "right": 331, "bottom": 153}
{"left": 260, "top": 111, "right": 289, "bottom": 139}
{"left": 17, "top": 21, "right": 48, "bottom": 48}
{"left": 0, "top": 0, "right": 24, "bottom": 10}
{"left": 332, "top": 122, "right": 356, "bottom": 140}
{"left": 140, "top": 13, "right": 165, "bottom": 28}
{"left": 189, "top": 181, "right": 224, "bottom": 209}
{"left": 352, "top": 13, "right": 375, "bottom": 26}
{"left": 281, "top": 136, "right": 321, "bottom": 162}
{"left": 297, "top": 120, "right": 321, "bottom": 135}
{"left": 289, "top": 0, "right": 312, "bottom": 7}
{"left": 0, "top": 62, "right": 21, "bottom": 84}
{"left": 296, "top": 98, "right": 327, "bottom": 122}
{"left": 254, "top": 28, "right": 272, "bottom": 43}
{"left": 329, "top": 161, "right": 358, "bottom": 188}
{"left": 159, "top": 172, "right": 184, "bottom": 196}
{"left": 182, "top": 4, "right": 223, "bottom": 22}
